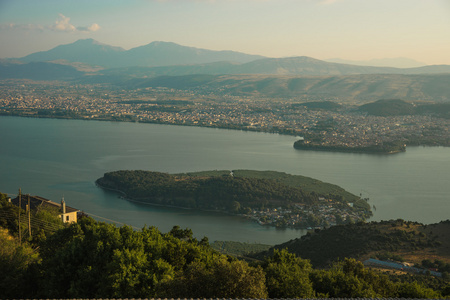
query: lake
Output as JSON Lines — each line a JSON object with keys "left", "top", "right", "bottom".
{"left": 0, "top": 116, "right": 448, "bottom": 245}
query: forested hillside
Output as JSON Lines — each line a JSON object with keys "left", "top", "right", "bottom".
{"left": 1, "top": 193, "right": 448, "bottom": 298}
{"left": 96, "top": 170, "right": 371, "bottom": 228}
{"left": 256, "top": 219, "right": 450, "bottom": 269}
{"left": 358, "top": 99, "right": 450, "bottom": 119}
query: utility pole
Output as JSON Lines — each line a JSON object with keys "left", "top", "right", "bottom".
{"left": 18, "top": 188, "right": 21, "bottom": 244}
{"left": 27, "top": 194, "right": 31, "bottom": 238}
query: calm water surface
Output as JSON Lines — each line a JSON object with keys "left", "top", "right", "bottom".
{"left": 0, "top": 116, "right": 448, "bottom": 244}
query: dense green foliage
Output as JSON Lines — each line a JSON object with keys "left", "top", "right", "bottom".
{"left": 255, "top": 219, "right": 449, "bottom": 268}
{"left": 0, "top": 193, "right": 447, "bottom": 298}
{"left": 0, "top": 206, "right": 448, "bottom": 298}
{"left": 97, "top": 170, "right": 312, "bottom": 211}
{"left": 207, "top": 169, "right": 361, "bottom": 204}
{"left": 3, "top": 217, "right": 268, "bottom": 299}
{"left": 0, "top": 228, "right": 40, "bottom": 298}
{"left": 358, "top": 99, "right": 416, "bottom": 116}
{"left": 0, "top": 193, "right": 64, "bottom": 244}
{"left": 96, "top": 169, "right": 368, "bottom": 213}
{"left": 211, "top": 240, "right": 271, "bottom": 257}
{"left": 262, "top": 249, "right": 315, "bottom": 298}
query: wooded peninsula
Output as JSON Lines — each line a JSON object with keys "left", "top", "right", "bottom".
{"left": 96, "top": 169, "right": 372, "bottom": 228}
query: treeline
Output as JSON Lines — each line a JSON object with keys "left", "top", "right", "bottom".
{"left": 358, "top": 99, "right": 450, "bottom": 119}
{"left": 96, "top": 170, "right": 343, "bottom": 213}
{"left": 255, "top": 219, "right": 450, "bottom": 269}
{"left": 1, "top": 194, "right": 447, "bottom": 298}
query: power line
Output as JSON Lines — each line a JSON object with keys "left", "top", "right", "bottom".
{"left": 0, "top": 210, "right": 63, "bottom": 233}
{"left": 84, "top": 212, "right": 140, "bottom": 230}
{"left": 2, "top": 200, "right": 140, "bottom": 233}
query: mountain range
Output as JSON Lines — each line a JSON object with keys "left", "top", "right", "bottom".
{"left": 326, "top": 57, "right": 427, "bottom": 68}
{"left": 116, "top": 73, "right": 450, "bottom": 103}
{"left": 2, "top": 39, "right": 450, "bottom": 103}
{"left": 7, "top": 38, "right": 450, "bottom": 76}
{"left": 18, "top": 39, "right": 265, "bottom": 68}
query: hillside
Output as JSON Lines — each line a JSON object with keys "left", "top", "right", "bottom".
{"left": 19, "top": 39, "right": 265, "bottom": 68}
{"left": 358, "top": 99, "right": 416, "bottom": 116}
{"left": 1, "top": 200, "right": 446, "bottom": 299}
{"left": 102, "top": 56, "right": 450, "bottom": 77}
{"left": 122, "top": 73, "right": 450, "bottom": 103}
{"left": 358, "top": 99, "right": 450, "bottom": 118}
{"left": 96, "top": 170, "right": 371, "bottom": 228}
{"left": 256, "top": 219, "right": 450, "bottom": 269}
{"left": 0, "top": 60, "right": 85, "bottom": 80}
{"left": 20, "top": 39, "right": 125, "bottom": 68}
{"left": 16, "top": 39, "right": 450, "bottom": 75}
{"left": 326, "top": 57, "right": 427, "bottom": 68}
{"left": 181, "top": 169, "right": 362, "bottom": 203}
{"left": 293, "top": 101, "right": 342, "bottom": 111}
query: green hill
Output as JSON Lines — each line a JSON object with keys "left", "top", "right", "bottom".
{"left": 358, "top": 99, "right": 450, "bottom": 118}
{"left": 358, "top": 99, "right": 415, "bottom": 116}
{"left": 96, "top": 170, "right": 371, "bottom": 228}
{"left": 255, "top": 219, "right": 450, "bottom": 269}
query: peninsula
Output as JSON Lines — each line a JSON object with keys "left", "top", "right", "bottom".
{"left": 294, "top": 139, "right": 406, "bottom": 154}
{"left": 96, "top": 169, "right": 372, "bottom": 228}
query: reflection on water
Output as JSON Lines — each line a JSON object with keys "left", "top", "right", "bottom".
{"left": 1, "top": 116, "right": 449, "bottom": 244}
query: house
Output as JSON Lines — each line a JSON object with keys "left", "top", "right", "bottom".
{"left": 10, "top": 195, "right": 80, "bottom": 223}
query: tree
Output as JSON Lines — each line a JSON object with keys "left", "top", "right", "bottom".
{"left": 0, "top": 194, "right": 21, "bottom": 234}
{"left": 0, "top": 228, "right": 40, "bottom": 298}
{"left": 159, "top": 257, "right": 267, "bottom": 298}
{"left": 232, "top": 200, "right": 241, "bottom": 212}
{"left": 169, "top": 225, "right": 193, "bottom": 240}
{"left": 263, "top": 249, "right": 315, "bottom": 298}
{"left": 397, "top": 281, "right": 441, "bottom": 299}
{"left": 335, "top": 214, "right": 344, "bottom": 225}
{"left": 310, "top": 258, "right": 396, "bottom": 298}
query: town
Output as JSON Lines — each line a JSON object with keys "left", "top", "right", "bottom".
{"left": 1, "top": 80, "right": 449, "bottom": 151}
{"left": 246, "top": 197, "right": 368, "bottom": 229}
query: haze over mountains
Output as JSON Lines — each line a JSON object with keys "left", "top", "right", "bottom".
{"left": 18, "top": 39, "right": 265, "bottom": 68}
{"left": 8, "top": 38, "right": 450, "bottom": 75}
{"left": 2, "top": 39, "right": 450, "bottom": 103}
{"left": 326, "top": 57, "right": 427, "bottom": 68}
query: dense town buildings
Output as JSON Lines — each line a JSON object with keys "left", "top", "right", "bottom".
{"left": 1, "top": 80, "right": 449, "bottom": 151}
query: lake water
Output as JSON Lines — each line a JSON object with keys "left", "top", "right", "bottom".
{"left": 0, "top": 116, "right": 448, "bottom": 245}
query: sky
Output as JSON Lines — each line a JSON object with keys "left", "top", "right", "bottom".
{"left": 1, "top": 0, "right": 450, "bottom": 65}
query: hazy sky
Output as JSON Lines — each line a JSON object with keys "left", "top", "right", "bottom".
{"left": 1, "top": 0, "right": 450, "bottom": 64}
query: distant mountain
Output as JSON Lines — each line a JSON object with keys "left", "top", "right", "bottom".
{"left": 326, "top": 57, "right": 427, "bottom": 68}
{"left": 121, "top": 41, "right": 265, "bottom": 67}
{"left": 102, "top": 56, "right": 450, "bottom": 77}
{"left": 120, "top": 73, "right": 450, "bottom": 103}
{"left": 14, "top": 39, "right": 450, "bottom": 75}
{"left": 20, "top": 39, "right": 124, "bottom": 68}
{"left": 103, "top": 56, "right": 401, "bottom": 76}
{"left": 0, "top": 60, "right": 84, "bottom": 80}
{"left": 232, "top": 56, "right": 400, "bottom": 75}
{"left": 18, "top": 39, "right": 265, "bottom": 68}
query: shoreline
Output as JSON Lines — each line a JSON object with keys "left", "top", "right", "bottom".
{"left": 95, "top": 179, "right": 239, "bottom": 215}
{"left": 293, "top": 144, "right": 406, "bottom": 155}
{"left": 95, "top": 177, "right": 368, "bottom": 231}
{"left": 1, "top": 114, "right": 447, "bottom": 153}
